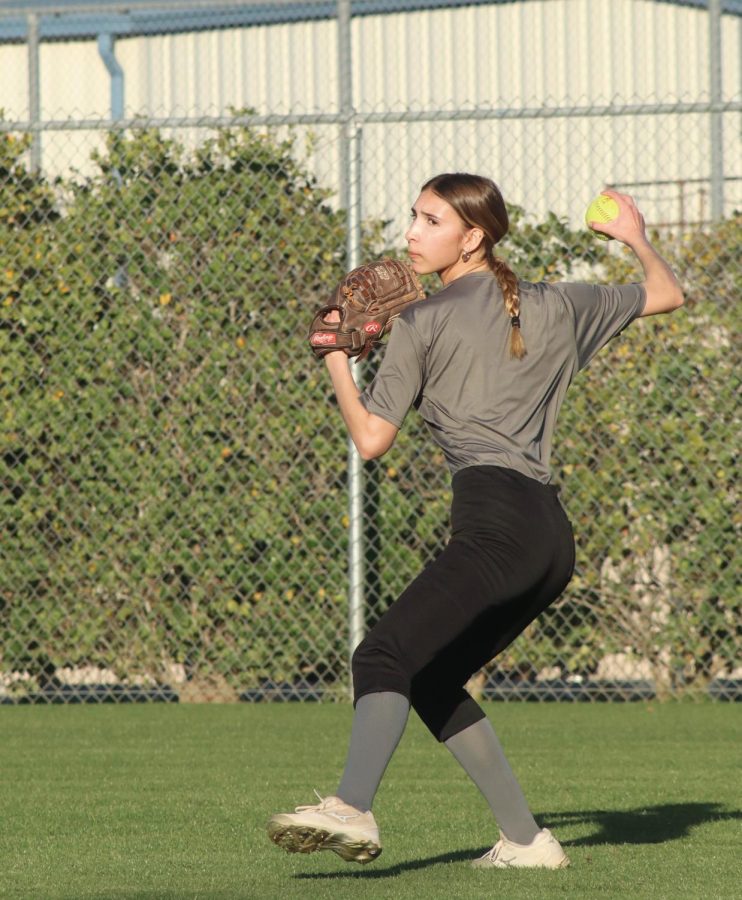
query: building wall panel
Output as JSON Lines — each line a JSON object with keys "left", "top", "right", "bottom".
{"left": 0, "top": 1, "right": 738, "bottom": 231}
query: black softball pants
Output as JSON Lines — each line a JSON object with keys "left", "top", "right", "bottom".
{"left": 352, "top": 464, "right": 576, "bottom": 742}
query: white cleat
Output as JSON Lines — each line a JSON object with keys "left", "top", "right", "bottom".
{"left": 472, "top": 827, "right": 570, "bottom": 869}
{"left": 267, "top": 792, "right": 382, "bottom": 865}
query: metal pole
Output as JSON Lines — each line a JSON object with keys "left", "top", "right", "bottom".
{"left": 337, "top": 0, "right": 352, "bottom": 212}
{"left": 709, "top": 0, "right": 724, "bottom": 221}
{"left": 337, "top": 1, "right": 365, "bottom": 684}
{"left": 27, "top": 13, "right": 41, "bottom": 173}
{"left": 98, "top": 34, "right": 127, "bottom": 287}
{"left": 346, "top": 127, "right": 364, "bottom": 665}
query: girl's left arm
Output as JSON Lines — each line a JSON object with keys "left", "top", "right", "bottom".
{"left": 324, "top": 352, "right": 399, "bottom": 460}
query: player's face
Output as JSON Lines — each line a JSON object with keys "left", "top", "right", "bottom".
{"left": 405, "top": 189, "right": 470, "bottom": 283}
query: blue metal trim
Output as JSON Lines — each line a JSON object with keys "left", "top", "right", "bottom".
{"left": 0, "top": 1, "right": 739, "bottom": 44}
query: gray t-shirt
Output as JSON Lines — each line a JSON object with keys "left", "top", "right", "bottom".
{"left": 359, "top": 272, "right": 646, "bottom": 483}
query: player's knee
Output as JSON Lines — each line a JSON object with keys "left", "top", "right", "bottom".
{"left": 351, "top": 637, "right": 385, "bottom": 681}
{"left": 351, "top": 637, "right": 409, "bottom": 700}
{"left": 350, "top": 640, "right": 367, "bottom": 678}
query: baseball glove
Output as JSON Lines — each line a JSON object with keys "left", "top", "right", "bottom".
{"left": 308, "top": 258, "right": 426, "bottom": 361}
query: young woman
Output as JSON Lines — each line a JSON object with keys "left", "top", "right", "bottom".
{"left": 267, "top": 174, "right": 683, "bottom": 869}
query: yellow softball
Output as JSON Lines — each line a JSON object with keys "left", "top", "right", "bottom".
{"left": 585, "top": 194, "right": 619, "bottom": 241}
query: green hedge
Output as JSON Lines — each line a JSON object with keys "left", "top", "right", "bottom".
{"left": 1, "top": 127, "right": 366, "bottom": 695}
{"left": 1, "top": 125, "right": 739, "bottom": 697}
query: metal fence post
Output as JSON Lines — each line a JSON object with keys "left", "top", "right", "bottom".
{"left": 337, "top": 0, "right": 365, "bottom": 690}
{"left": 26, "top": 13, "right": 41, "bottom": 172}
{"left": 709, "top": 0, "right": 724, "bottom": 221}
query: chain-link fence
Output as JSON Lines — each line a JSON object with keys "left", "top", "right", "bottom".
{"left": 1, "top": 0, "right": 740, "bottom": 704}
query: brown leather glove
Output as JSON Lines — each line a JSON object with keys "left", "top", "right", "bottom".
{"left": 308, "top": 258, "right": 426, "bottom": 360}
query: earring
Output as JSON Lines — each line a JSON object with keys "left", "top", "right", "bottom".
{"left": 462, "top": 250, "right": 471, "bottom": 263}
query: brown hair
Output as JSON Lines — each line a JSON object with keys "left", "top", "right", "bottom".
{"left": 421, "top": 173, "right": 526, "bottom": 359}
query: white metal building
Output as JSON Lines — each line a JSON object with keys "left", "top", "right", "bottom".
{"left": 0, "top": 0, "right": 740, "bottom": 236}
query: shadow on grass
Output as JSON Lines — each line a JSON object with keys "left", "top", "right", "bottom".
{"left": 294, "top": 847, "right": 479, "bottom": 880}
{"left": 544, "top": 801, "right": 742, "bottom": 847}
{"left": 293, "top": 802, "right": 741, "bottom": 880}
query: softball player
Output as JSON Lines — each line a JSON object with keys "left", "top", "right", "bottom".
{"left": 268, "top": 173, "right": 684, "bottom": 868}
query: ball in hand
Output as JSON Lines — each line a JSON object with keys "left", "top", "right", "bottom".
{"left": 585, "top": 194, "right": 619, "bottom": 241}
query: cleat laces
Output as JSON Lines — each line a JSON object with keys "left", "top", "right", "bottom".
{"left": 478, "top": 839, "right": 513, "bottom": 865}
{"left": 294, "top": 790, "right": 362, "bottom": 823}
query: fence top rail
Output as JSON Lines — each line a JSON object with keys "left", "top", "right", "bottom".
{"left": 1, "top": 100, "right": 740, "bottom": 133}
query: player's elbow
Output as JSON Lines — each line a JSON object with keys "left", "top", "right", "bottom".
{"left": 663, "top": 284, "right": 685, "bottom": 311}
{"left": 355, "top": 417, "right": 399, "bottom": 461}
{"left": 642, "top": 285, "right": 685, "bottom": 316}
{"left": 357, "top": 444, "right": 382, "bottom": 461}
{"left": 356, "top": 436, "right": 391, "bottom": 461}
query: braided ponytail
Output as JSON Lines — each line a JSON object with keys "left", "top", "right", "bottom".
{"left": 421, "top": 172, "right": 527, "bottom": 361}
{"left": 490, "top": 255, "right": 526, "bottom": 359}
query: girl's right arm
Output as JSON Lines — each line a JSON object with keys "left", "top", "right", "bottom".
{"left": 595, "top": 189, "right": 684, "bottom": 317}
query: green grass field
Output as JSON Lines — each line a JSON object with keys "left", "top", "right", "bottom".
{"left": 1, "top": 702, "right": 739, "bottom": 899}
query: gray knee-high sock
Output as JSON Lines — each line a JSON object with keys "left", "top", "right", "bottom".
{"left": 445, "top": 717, "right": 540, "bottom": 845}
{"left": 335, "top": 691, "right": 410, "bottom": 812}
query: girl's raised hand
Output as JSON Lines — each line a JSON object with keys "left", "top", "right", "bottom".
{"left": 590, "top": 189, "right": 648, "bottom": 248}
